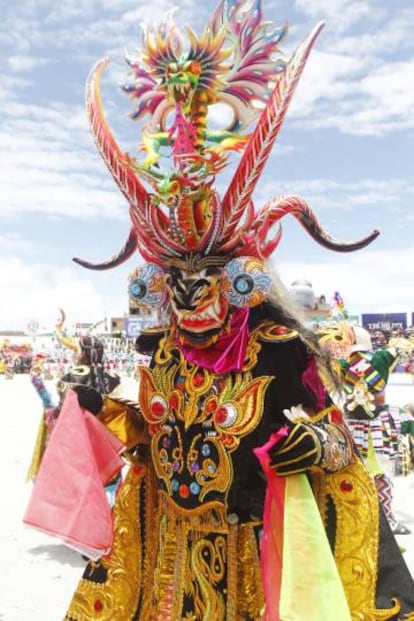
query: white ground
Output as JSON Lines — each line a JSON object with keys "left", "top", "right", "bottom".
{"left": 0, "top": 373, "right": 413, "bottom": 620}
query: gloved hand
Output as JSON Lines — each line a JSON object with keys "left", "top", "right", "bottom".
{"left": 72, "top": 385, "right": 103, "bottom": 415}
{"left": 268, "top": 423, "right": 322, "bottom": 475}
{"left": 268, "top": 421, "right": 353, "bottom": 475}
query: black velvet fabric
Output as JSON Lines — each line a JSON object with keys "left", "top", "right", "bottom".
{"left": 228, "top": 335, "right": 318, "bottom": 521}
{"left": 71, "top": 384, "right": 103, "bottom": 415}
{"left": 376, "top": 505, "right": 414, "bottom": 616}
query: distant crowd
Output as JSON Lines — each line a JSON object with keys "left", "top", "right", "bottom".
{"left": 368, "top": 327, "right": 414, "bottom": 373}
{"left": 0, "top": 335, "right": 149, "bottom": 379}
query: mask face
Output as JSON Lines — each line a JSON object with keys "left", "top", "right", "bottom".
{"left": 166, "top": 266, "right": 229, "bottom": 347}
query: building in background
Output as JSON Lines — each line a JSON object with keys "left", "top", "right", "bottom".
{"left": 289, "top": 279, "right": 331, "bottom": 322}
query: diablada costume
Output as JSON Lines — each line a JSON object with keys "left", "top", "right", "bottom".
{"left": 37, "top": 0, "right": 412, "bottom": 618}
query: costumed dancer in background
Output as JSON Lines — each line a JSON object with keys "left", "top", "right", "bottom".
{"left": 25, "top": 1, "right": 414, "bottom": 619}
{"left": 320, "top": 322, "right": 411, "bottom": 536}
{"left": 26, "top": 355, "right": 58, "bottom": 481}
{"left": 55, "top": 309, "right": 144, "bottom": 504}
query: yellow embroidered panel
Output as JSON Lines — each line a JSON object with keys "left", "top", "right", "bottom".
{"left": 312, "top": 459, "right": 403, "bottom": 620}
{"left": 65, "top": 465, "right": 158, "bottom": 621}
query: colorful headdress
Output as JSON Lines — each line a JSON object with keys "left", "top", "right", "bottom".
{"left": 73, "top": 0, "right": 379, "bottom": 307}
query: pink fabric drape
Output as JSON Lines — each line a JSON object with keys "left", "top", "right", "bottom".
{"left": 253, "top": 427, "right": 289, "bottom": 621}
{"left": 24, "top": 389, "right": 125, "bottom": 560}
{"left": 178, "top": 307, "right": 250, "bottom": 373}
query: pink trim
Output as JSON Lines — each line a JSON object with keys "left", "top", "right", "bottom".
{"left": 302, "top": 356, "right": 326, "bottom": 410}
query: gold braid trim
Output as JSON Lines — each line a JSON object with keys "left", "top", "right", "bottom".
{"left": 26, "top": 415, "right": 49, "bottom": 481}
{"left": 236, "top": 524, "right": 265, "bottom": 618}
{"left": 311, "top": 459, "right": 402, "bottom": 620}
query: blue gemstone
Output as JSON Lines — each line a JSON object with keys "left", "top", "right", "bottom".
{"left": 201, "top": 444, "right": 210, "bottom": 456}
{"left": 172, "top": 479, "right": 179, "bottom": 491}
{"left": 190, "top": 482, "right": 200, "bottom": 495}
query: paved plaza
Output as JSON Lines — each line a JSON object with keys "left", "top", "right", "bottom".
{"left": 0, "top": 373, "right": 413, "bottom": 620}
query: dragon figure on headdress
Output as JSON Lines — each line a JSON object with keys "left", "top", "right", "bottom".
{"left": 123, "top": 0, "right": 287, "bottom": 168}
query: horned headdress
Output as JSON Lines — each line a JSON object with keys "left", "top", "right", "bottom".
{"left": 74, "top": 0, "right": 378, "bottom": 307}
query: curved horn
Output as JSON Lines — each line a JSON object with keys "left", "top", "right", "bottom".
{"left": 73, "top": 228, "right": 138, "bottom": 270}
{"left": 86, "top": 58, "right": 149, "bottom": 211}
{"left": 220, "top": 23, "right": 325, "bottom": 246}
{"left": 55, "top": 308, "right": 80, "bottom": 353}
{"left": 245, "top": 195, "right": 379, "bottom": 256}
{"left": 76, "top": 58, "right": 157, "bottom": 270}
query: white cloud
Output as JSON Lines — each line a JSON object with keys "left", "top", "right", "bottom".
{"left": 294, "top": 0, "right": 381, "bottom": 33}
{"left": 254, "top": 177, "right": 413, "bottom": 213}
{"left": 8, "top": 55, "right": 51, "bottom": 72}
{"left": 0, "top": 257, "right": 126, "bottom": 331}
{"left": 276, "top": 244, "right": 414, "bottom": 316}
{"left": 0, "top": 74, "right": 31, "bottom": 100}
{"left": 0, "top": 99, "right": 129, "bottom": 221}
{"left": 288, "top": 50, "right": 414, "bottom": 135}
{"left": 0, "top": 233, "right": 40, "bottom": 254}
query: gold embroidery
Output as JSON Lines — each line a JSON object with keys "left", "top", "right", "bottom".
{"left": 188, "top": 536, "right": 227, "bottom": 619}
{"left": 138, "top": 325, "right": 272, "bottom": 512}
{"left": 236, "top": 524, "right": 265, "bottom": 617}
{"left": 66, "top": 465, "right": 158, "bottom": 620}
{"left": 311, "top": 459, "right": 402, "bottom": 620}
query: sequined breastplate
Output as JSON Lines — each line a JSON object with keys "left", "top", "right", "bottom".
{"left": 139, "top": 326, "right": 272, "bottom": 512}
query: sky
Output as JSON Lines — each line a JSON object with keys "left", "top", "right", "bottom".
{"left": 1, "top": 0, "right": 413, "bottom": 333}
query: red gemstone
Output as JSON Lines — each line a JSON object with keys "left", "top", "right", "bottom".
{"left": 169, "top": 394, "right": 178, "bottom": 410}
{"left": 94, "top": 599, "right": 103, "bottom": 612}
{"left": 206, "top": 398, "right": 217, "bottom": 413}
{"left": 151, "top": 400, "right": 166, "bottom": 416}
{"left": 193, "top": 373, "right": 204, "bottom": 387}
{"left": 215, "top": 407, "right": 228, "bottom": 425}
{"left": 179, "top": 484, "right": 190, "bottom": 499}
{"left": 330, "top": 408, "right": 343, "bottom": 424}
{"left": 340, "top": 480, "right": 353, "bottom": 493}
{"left": 275, "top": 326, "right": 288, "bottom": 335}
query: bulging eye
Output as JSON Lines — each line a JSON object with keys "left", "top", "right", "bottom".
{"left": 233, "top": 274, "right": 254, "bottom": 295}
{"left": 128, "top": 263, "right": 168, "bottom": 308}
{"left": 189, "top": 61, "right": 202, "bottom": 75}
{"left": 222, "top": 257, "right": 270, "bottom": 308}
{"left": 129, "top": 278, "right": 148, "bottom": 300}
